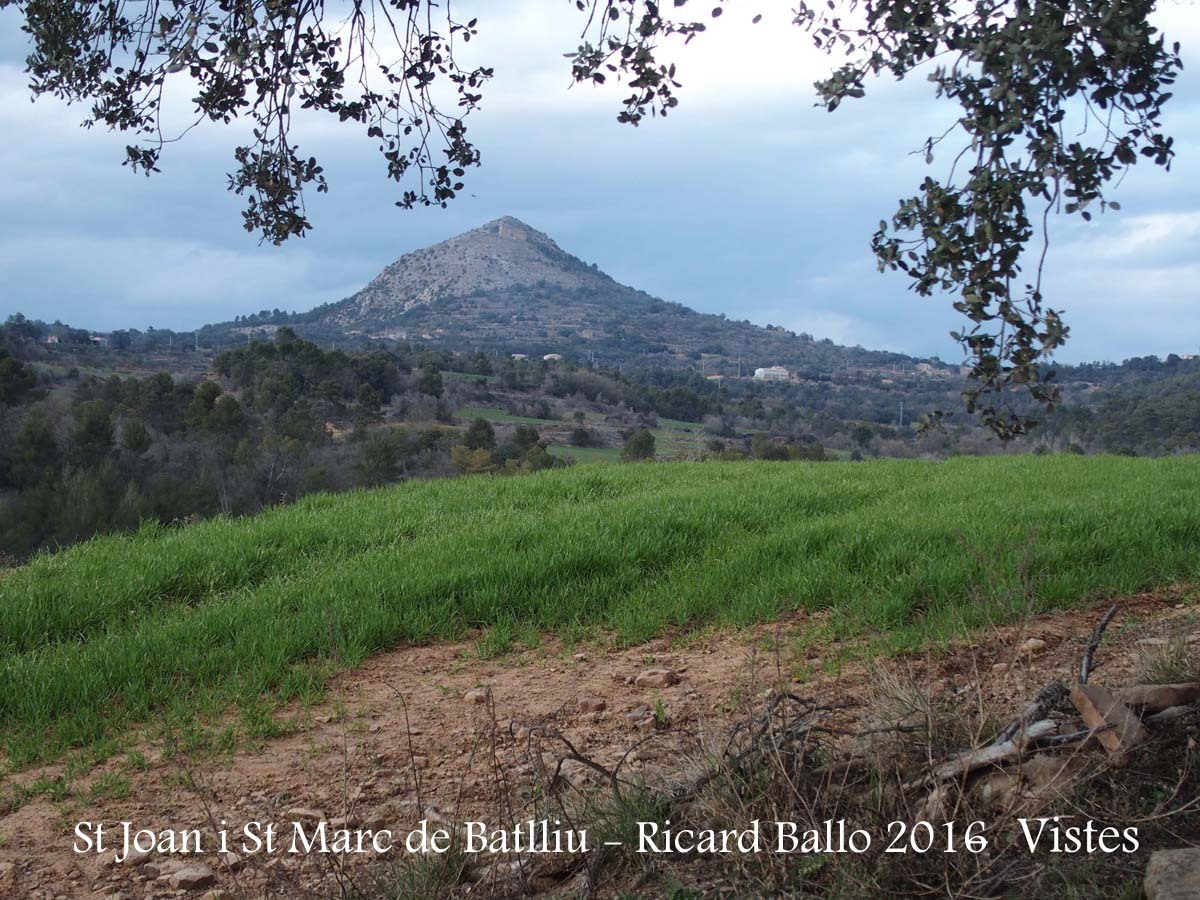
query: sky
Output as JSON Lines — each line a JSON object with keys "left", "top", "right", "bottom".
{"left": 0, "top": 2, "right": 1197, "bottom": 364}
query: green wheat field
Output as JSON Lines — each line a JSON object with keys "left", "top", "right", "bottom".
{"left": 2, "top": 455, "right": 1199, "bottom": 768}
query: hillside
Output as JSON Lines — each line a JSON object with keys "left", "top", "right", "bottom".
{"left": 3, "top": 456, "right": 1200, "bottom": 899}
{"left": 213, "top": 217, "right": 919, "bottom": 373}
{"left": 3, "top": 455, "right": 1199, "bottom": 767}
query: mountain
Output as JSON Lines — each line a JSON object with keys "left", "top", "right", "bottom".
{"left": 326, "top": 216, "right": 611, "bottom": 325}
{"left": 221, "top": 216, "right": 927, "bottom": 375}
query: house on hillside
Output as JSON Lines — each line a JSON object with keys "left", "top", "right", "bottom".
{"left": 511, "top": 353, "right": 528, "bottom": 361}
{"left": 543, "top": 353, "right": 563, "bottom": 361}
{"left": 753, "top": 365, "right": 789, "bottom": 382}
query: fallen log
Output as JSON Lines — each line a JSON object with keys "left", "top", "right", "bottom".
{"left": 906, "top": 719, "right": 1058, "bottom": 789}
{"left": 993, "top": 680, "right": 1068, "bottom": 746}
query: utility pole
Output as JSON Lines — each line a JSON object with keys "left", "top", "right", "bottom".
{"left": 899, "top": 400, "right": 904, "bottom": 429}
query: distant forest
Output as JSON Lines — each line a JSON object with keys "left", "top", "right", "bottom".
{"left": 2, "top": 312, "right": 1198, "bottom": 559}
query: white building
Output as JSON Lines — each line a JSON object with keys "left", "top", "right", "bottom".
{"left": 753, "top": 365, "right": 789, "bottom": 382}
{"left": 543, "top": 353, "right": 563, "bottom": 361}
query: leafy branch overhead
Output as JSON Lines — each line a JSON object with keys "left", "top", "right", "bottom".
{"left": 9, "top": 0, "right": 492, "bottom": 244}
{"left": 3, "top": 0, "right": 1184, "bottom": 436}
{"left": 567, "top": 0, "right": 1181, "bottom": 438}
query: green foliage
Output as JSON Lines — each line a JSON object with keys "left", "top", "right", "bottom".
{"left": 450, "top": 444, "right": 498, "bottom": 474}
{"left": 751, "top": 432, "right": 790, "bottom": 461}
{"left": 622, "top": 428, "right": 656, "bottom": 461}
{"left": 6, "top": 408, "right": 59, "bottom": 488}
{"left": 12, "top": 2, "right": 491, "bottom": 242}
{"left": 463, "top": 417, "right": 496, "bottom": 451}
{"left": 511, "top": 424, "right": 542, "bottom": 454}
{"left": 3, "top": 456, "right": 1199, "bottom": 765}
{"left": 521, "top": 443, "right": 560, "bottom": 473}
{"left": 67, "top": 400, "right": 115, "bottom": 467}
{"left": 418, "top": 367, "right": 443, "bottom": 398}
{"left": 0, "top": 348, "right": 37, "bottom": 405}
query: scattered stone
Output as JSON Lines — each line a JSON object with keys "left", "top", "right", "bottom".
{"left": 217, "top": 851, "right": 244, "bottom": 872}
{"left": 201, "top": 891, "right": 234, "bottom": 900}
{"left": 558, "top": 759, "right": 597, "bottom": 787}
{"left": 1137, "top": 637, "right": 1170, "bottom": 647}
{"left": 464, "top": 688, "right": 488, "bottom": 704}
{"left": 579, "top": 698, "right": 607, "bottom": 714}
{"left": 285, "top": 807, "right": 326, "bottom": 823}
{"left": 167, "top": 867, "right": 216, "bottom": 890}
{"left": 1145, "top": 848, "right": 1200, "bottom": 900}
{"left": 1069, "top": 683, "right": 1148, "bottom": 764}
{"left": 625, "top": 704, "right": 652, "bottom": 725}
{"left": 145, "top": 858, "right": 186, "bottom": 879}
{"left": 122, "top": 847, "right": 152, "bottom": 867}
{"left": 1019, "top": 638, "right": 1047, "bottom": 655}
{"left": 634, "top": 668, "right": 680, "bottom": 688}
{"left": 0, "top": 862, "right": 14, "bottom": 887}
{"left": 1122, "top": 683, "right": 1200, "bottom": 714}
{"left": 410, "top": 755, "right": 430, "bottom": 768}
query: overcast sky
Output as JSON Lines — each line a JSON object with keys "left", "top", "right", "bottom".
{"left": 0, "top": 2, "right": 1197, "bottom": 363}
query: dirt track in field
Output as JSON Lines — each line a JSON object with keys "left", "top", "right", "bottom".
{"left": 1, "top": 589, "right": 1196, "bottom": 899}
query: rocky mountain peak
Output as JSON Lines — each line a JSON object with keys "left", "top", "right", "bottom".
{"left": 327, "top": 216, "right": 607, "bottom": 325}
{"left": 477, "top": 216, "right": 543, "bottom": 242}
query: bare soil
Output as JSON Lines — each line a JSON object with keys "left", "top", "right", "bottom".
{"left": 1, "top": 589, "right": 1196, "bottom": 899}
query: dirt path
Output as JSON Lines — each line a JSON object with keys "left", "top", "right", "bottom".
{"left": 1, "top": 591, "right": 1195, "bottom": 898}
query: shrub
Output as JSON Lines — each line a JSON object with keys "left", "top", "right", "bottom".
{"left": 622, "top": 428, "right": 655, "bottom": 461}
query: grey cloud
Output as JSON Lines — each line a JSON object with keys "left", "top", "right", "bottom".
{"left": 0, "top": 6, "right": 1196, "bottom": 364}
